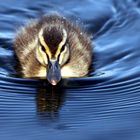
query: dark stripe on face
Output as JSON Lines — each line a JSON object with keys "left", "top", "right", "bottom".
{"left": 43, "top": 26, "right": 63, "bottom": 56}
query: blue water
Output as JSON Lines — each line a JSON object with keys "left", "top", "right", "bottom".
{"left": 1, "top": 0, "right": 140, "bottom": 140}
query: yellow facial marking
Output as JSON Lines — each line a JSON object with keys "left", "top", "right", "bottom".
{"left": 55, "top": 29, "right": 67, "bottom": 58}
{"left": 39, "top": 46, "right": 48, "bottom": 65}
{"left": 38, "top": 29, "right": 52, "bottom": 58}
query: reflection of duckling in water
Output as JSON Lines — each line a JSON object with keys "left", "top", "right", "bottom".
{"left": 36, "top": 83, "right": 64, "bottom": 112}
{"left": 14, "top": 14, "right": 92, "bottom": 85}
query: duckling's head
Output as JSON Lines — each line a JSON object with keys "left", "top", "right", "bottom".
{"left": 36, "top": 25, "right": 70, "bottom": 85}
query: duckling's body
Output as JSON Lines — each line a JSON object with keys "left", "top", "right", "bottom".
{"left": 14, "top": 14, "right": 92, "bottom": 85}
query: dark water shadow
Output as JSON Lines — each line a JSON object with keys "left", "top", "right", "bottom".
{"left": 36, "top": 81, "right": 65, "bottom": 120}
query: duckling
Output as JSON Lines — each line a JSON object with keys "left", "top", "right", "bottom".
{"left": 14, "top": 14, "right": 92, "bottom": 85}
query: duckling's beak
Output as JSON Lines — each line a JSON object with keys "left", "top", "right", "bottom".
{"left": 47, "top": 59, "right": 61, "bottom": 85}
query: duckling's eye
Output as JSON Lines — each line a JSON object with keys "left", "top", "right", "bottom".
{"left": 61, "top": 45, "right": 65, "bottom": 52}
{"left": 61, "top": 43, "right": 68, "bottom": 52}
{"left": 41, "top": 45, "right": 46, "bottom": 52}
